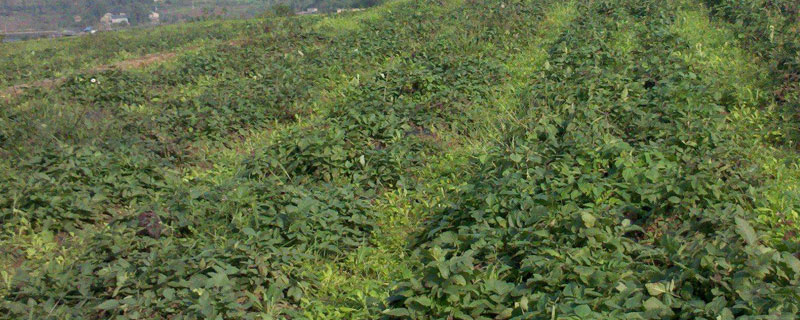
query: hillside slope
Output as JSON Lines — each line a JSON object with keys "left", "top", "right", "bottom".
{"left": 1, "top": 0, "right": 799, "bottom": 318}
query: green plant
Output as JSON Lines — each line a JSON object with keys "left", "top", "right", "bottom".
{"left": 271, "top": 4, "right": 294, "bottom": 17}
{"left": 1, "top": 0, "right": 799, "bottom": 318}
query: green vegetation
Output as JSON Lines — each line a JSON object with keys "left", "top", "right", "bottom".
{"left": 1, "top": 0, "right": 799, "bottom": 318}
{"left": 0, "top": 19, "right": 257, "bottom": 88}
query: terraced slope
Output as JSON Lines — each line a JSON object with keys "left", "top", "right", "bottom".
{"left": 0, "top": 20, "right": 257, "bottom": 89}
{"left": 1, "top": 0, "right": 799, "bottom": 318}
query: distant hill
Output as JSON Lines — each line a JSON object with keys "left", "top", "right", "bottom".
{"left": 0, "top": 0, "right": 380, "bottom": 32}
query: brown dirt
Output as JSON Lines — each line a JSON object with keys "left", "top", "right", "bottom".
{"left": 137, "top": 211, "right": 163, "bottom": 239}
{"left": 643, "top": 214, "right": 681, "bottom": 243}
{"left": 99, "top": 51, "right": 178, "bottom": 71}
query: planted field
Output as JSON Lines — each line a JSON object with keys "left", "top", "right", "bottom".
{"left": 0, "top": 19, "right": 258, "bottom": 89}
{"left": 1, "top": 0, "right": 799, "bottom": 319}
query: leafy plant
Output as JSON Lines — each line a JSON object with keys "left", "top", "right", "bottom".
{"left": 1, "top": 0, "right": 799, "bottom": 318}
